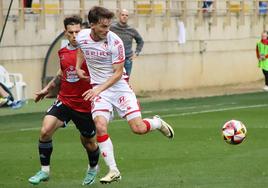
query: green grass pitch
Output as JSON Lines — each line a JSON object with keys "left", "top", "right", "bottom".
{"left": 0, "top": 92, "right": 268, "bottom": 188}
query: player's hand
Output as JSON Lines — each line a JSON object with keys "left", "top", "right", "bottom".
{"left": 34, "top": 89, "right": 49, "bottom": 103}
{"left": 132, "top": 54, "right": 138, "bottom": 60}
{"left": 129, "top": 54, "right": 137, "bottom": 61}
{"left": 82, "top": 88, "right": 101, "bottom": 101}
{"left": 76, "top": 68, "right": 89, "bottom": 80}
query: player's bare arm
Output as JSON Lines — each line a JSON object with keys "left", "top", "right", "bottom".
{"left": 76, "top": 48, "right": 89, "bottom": 80}
{"left": 34, "top": 69, "right": 62, "bottom": 103}
{"left": 82, "top": 62, "right": 124, "bottom": 101}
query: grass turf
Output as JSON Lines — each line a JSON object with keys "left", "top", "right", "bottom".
{"left": 0, "top": 92, "right": 268, "bottom": 188}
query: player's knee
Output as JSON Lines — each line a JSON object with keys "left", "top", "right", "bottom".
{"left": 40, "top": 127, "right": 53, "bottom": 141}
{"left": 82, "top": 137, "right": 98, "bottom": 151}
{"left": 128, "top": 118, "right": 147, "bottom": 134}
{"left": 94, "top": 117, "right": 108, "bottom": 135}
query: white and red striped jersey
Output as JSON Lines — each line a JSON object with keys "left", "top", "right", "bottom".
{"left": 77, "top": 29, "right": 128, "bottom": 88}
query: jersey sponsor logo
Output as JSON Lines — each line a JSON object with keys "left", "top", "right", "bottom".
{"left": 66, "top": 66, "right": 79, "bottom": 83}
{"left": 114, "top": 39, "right": 120, "bottom": 46}
{"left": 86, "top": 50, "right": 112, "bottom": 58}
{"left": 118, "top": 44, "right": 124, "bottom": 60}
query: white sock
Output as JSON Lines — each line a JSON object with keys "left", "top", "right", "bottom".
{"left": 98, "top": 137, "right": 118, "bottom": 172}
{"left": 88, "top": 164, "right": 98, "bottom": 171}
{"left": 143, "top": 118, "right": 161, "bottom": 130}
{"left": 41, "top": 166, "right": 50, "bottom": 174}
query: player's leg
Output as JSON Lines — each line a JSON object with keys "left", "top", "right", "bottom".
{"left": 80, "top": 135, "right": 100, "bottom": 185}
{"left": 128, "top": 115, "right": 174, "bottom": 139}
{"left": 115, "top": 91, "right": 174, "bottom": 138}
{"left": 29, "top": 101, "right": 69, "bottom": 185}
{"left": 28, "top": 115, "right": 64, "bottom": 184}
{"left": 72, "top": 110, "right": 100, "bottom": 185}
{"left": 91, "top": 94, "right": 121, "bottom": 183}
{"left": 91, "top": 95, "right": 121, "bottom": 183}
{"left": 93, "top": 113, "right": 121, "bottom": 184}
{"left": 262, "top": 69, "right": 268, "bottom": 90}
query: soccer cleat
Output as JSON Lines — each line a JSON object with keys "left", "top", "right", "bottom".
{"left": 82, "top": 168, "right": 98, "bottom": 185}
{"left": 28, "top": 170, "right": 49, "bottom": 185}
{"left": 154, "top": 115, "right": 174, "bottom": 139}
{"left": 100, "top": 169, "right": 121, "bottom": 184}
{"left": 263, "top": 85, "right": 268, "bottom": 91}
{"left": 11, "top": 100, "right": 24, "bottom": 109}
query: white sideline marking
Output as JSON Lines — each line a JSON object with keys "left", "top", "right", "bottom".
{"left": 19, "top": 124, "right": 75, "bottom": 132}
{"left": 3, "top": 103, "right": 266, "bottom": 133}
{"left": 159, "top": 104, "right": 268, "bottom": 118}
{"left": 142, "top": 102, "right": 237, "bottom": 114}
{"left": 20, "top": 127, "right": 40, "bottom": 131}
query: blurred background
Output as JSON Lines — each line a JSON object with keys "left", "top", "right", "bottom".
{"left": 0, "top": 0, "right": 267, "bottom": 100}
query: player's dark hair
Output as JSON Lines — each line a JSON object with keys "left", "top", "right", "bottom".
{"left": 63, "top": 15, "right": 82, "bottom": 29}
{"left": 88, "top": 6, "right": 114, "bottom": 24}
{"left": 82, "top": 21, "right": 90, "bottom": 29}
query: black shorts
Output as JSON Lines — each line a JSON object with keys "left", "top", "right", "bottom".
{"left": 46, "top": 100, "right": 96, "bottom": 138}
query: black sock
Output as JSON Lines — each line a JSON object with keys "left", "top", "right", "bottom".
{"left": 38, "top": 140, "right": 53, "bottom": 166}
{"left": 87, "top": 147, "right": 100, "bottom": 168}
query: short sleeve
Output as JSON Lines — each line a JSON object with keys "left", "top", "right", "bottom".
{"left": 111, "top": 36, "right": 125, "bottom": 64}
{"left": 76, "top": 29, "right": 90, "bottom": 48}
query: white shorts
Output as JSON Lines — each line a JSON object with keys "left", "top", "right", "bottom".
{"left": 91, "top": 85, "right": 141, "bottom": 122}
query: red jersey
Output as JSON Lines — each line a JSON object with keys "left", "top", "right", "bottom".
{"left": 57, "top": 45, "right": 91, "bottom": 112}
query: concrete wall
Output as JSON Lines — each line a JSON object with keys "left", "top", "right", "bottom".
{"left": 0, "top": 11, "right": 265, "bottom": 99}
{"left": 130, "top": 15, "right": 263, "bottom": 92}
{"left": 0, "top": 15, "right": 62, "bottom": 98}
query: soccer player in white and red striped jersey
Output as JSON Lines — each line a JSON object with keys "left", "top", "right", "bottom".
{"left": 28, "top": 16, "right": 99, "bottom": 186}
{"left": 76, "top": 6, "right": 174, "bottom": 184}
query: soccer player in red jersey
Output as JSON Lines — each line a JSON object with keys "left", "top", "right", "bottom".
{"left": 28, "top": 16, "right": 99, "bottom": 186}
